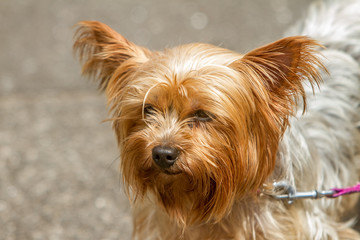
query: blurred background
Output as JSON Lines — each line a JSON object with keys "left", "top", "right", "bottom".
{"left": 1, "top": 0, "right": 358, "bottom": 239}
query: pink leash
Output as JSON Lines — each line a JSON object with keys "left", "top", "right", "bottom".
{"left": 331, "top": 183, "right": 360, "bottom": 197}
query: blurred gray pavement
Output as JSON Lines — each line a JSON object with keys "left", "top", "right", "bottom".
{"left": 1, "top": 0, "right": 358, "bottom": 239}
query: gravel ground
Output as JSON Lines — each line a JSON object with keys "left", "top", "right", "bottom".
{"left": 0, "top": 0, "right": 358, "bottom": 239}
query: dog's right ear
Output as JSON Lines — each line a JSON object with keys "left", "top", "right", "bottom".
{"left": 73, "top": 21, "right": 149, "bottom": 90}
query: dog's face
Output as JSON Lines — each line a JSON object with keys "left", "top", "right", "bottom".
{"left": 74, "top": 21, "right": 323, "bottom": 225}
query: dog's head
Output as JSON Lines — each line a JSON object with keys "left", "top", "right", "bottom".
{"left": 74, "top": 21, "right": 323, "bottom": 225}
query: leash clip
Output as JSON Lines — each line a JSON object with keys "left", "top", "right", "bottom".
{"left": 271, "top": 181, "right": 335, "bottom": 204}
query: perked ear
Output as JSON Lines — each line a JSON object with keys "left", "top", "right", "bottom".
{"left": 231, "top": 36, "right": 325, "bottom": 126}
{"left": 227, "top": 37, "right": 325, "bottom": 192}
{"left": 73, "top": 21, "right": 149, "bottom": 90}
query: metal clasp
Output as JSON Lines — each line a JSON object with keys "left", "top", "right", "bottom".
{"left": 271, "top": 181, "right": 335, "bottom": 204}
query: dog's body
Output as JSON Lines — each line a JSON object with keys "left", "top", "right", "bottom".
{"left": 74, "top": 1, "right": 360, "bottom": 239}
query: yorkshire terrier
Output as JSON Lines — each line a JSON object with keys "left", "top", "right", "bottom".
{"left": 74, "top": 0, "right": 360, "bottom": 239}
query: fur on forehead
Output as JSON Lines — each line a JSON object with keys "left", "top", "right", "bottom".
{"left": 113, "top": 43, "right": 254, "bottom": 115}
{"left": 156, "top": 43, "right": 242, "bottom": 77}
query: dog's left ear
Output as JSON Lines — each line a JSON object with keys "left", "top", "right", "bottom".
{"left": 228, "top": 37, "right": 325, "bottom": 191}
{"left": 73, "top": 21, "right": 150, "bottom": 90}
{"left": 230, "top": 36, "right": 324, "bottom": 125}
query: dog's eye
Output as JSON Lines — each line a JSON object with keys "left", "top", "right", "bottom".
{"left": 194, "top": 110, "right": 212, "bottom": 122}
{"left": 144, "top": 104, "right": 155, "bottom": 116}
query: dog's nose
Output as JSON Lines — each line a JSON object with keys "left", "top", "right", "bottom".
{"left": 152, "top": 145, "right": 179, "bottom": 169}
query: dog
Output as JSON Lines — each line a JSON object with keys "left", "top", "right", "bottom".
{"left": 73, "top": 0, "right": 360, "bottom": 239}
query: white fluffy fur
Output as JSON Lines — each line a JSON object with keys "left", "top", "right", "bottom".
{"left": 270, "top": 0, "right": 360, "bottom": 239}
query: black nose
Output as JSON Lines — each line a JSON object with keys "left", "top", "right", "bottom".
{"left": 152, "top": 145, "right": 179, "bottom": 169}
